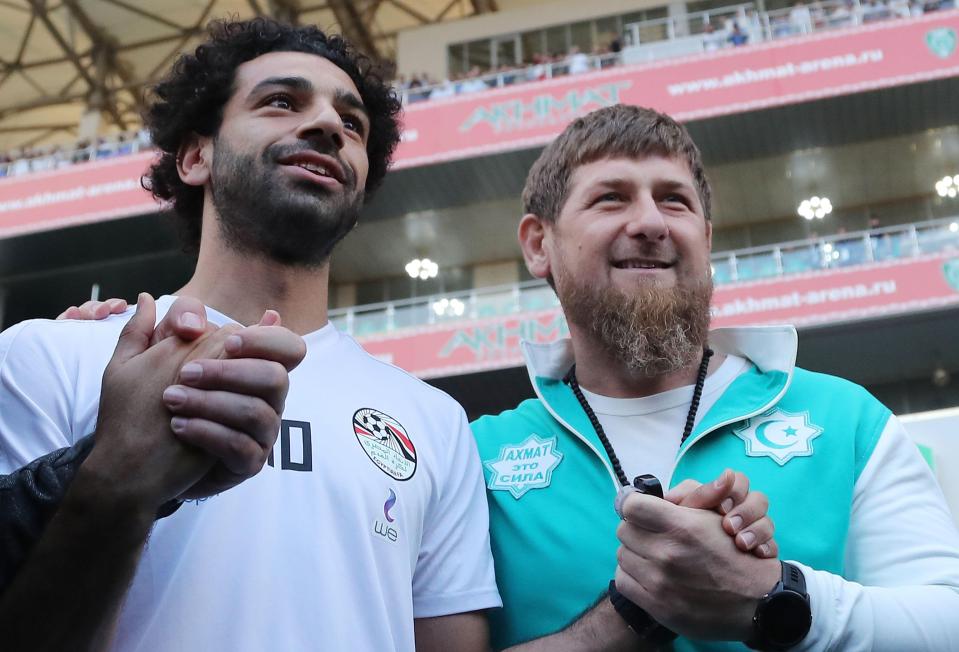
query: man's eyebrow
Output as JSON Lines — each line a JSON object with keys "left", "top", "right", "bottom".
{"left": 334, "top": 88, "right": 368, "bottom": 118}
{"left": 247, "top": 76, "right": 314, "bottom": 99}
{"left": 588, "top": 177, "right": 634, "bottom": 190}
{"left": 657, "top": 179, "right": 697, "bottom": 194}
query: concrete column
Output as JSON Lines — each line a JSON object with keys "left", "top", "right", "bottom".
{"left": 473, "top": 261, "right": 520, "bottom": 288}
{"left": 669, "top": 1, "right": 690, "bottom": 38}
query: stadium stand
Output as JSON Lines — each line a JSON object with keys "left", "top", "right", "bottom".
{"left": 1, "top": 0, "right": 958, "bottom": 433}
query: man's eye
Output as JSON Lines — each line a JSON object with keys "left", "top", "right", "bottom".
{"left": 342, "top": 115, "right": 365, "bottom": 135}
{"left": 595, "top": 192, "right": 623, "bottom": 204}
{"left": 662, "top": 194, "right": 689, "bottom": 207}
{"left": 265, "top": 94, "right": 294, "bottom": 110}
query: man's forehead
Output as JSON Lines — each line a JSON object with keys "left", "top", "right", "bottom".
{"left": 234, "top": 51, "right": 361, "bottom": 99}
{"left": 570, "top": 155, "right": 696, "bottom": 189}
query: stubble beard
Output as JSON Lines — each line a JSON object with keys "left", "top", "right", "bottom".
{"left": 209, "top": 138, "right": 363, "bottom": 268}
{"left": 559, "top": 268, "right": 714, "bottom": 377}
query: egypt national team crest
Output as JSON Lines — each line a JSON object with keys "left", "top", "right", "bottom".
{"left": 485, "top": 434, "right": 563, "bottom": 499}
{"left": 733, "top": 408, "right": 824, "bottom": 466}
{"left": 353, "top": 409, "right": 417, "bottom": 481}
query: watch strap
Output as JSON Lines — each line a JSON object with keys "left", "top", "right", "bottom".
{"left": 608, "top": 580, "right": 677, "bottom": 648}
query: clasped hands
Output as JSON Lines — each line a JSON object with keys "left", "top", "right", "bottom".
{"left": 81, "top": 294, "right": 306, "bottom": 512}
{"left": 615, "top": 471, "right": 783, "bottom": 642}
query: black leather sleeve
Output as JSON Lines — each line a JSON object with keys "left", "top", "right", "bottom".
{"left": 0, "top": 434, "right": 94, "bottom": 591}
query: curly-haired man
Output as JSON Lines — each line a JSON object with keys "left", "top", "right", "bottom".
{"left": 0, "top": 18, "right": 500, "bottom": 651}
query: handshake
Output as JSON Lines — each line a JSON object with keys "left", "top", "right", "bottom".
{"left": 78, "top": 294, "right": 306, "bottom": 512}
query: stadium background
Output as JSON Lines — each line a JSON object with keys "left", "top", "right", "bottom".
{"left": 1, "top": 0, "right": 958, "bottom": 515}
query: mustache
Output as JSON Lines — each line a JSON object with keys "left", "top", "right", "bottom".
{"left": 266, "top": 142, "right": 356, "bottom": 188}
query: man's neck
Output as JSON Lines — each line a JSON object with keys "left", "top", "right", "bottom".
{"left": 568, "top": 325, "right": 725, "bottom": 399}
{"left": 177, "top": 236, "right": 331, "bottom": 335}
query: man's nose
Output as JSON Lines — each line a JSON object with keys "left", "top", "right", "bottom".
{"left": 295, "top": 102, "right": 345, "bottom": 151}
{"left": 623, "top": 196, "right": 669, "bottom": 241}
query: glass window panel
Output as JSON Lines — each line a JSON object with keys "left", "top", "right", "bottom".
{"left": 447, "top": 43, "right": 467, "bottom": 76}
{"left": 569, "top": 20, "right": 592, "bottom": 52}
{"left": 545, "top": 25, "right": 567, "bottom": 58}
{"left": 352, "top": 310, "right": 390, "bottom": 337}
{"left": 466, "top": 38, "right": 492, "bottom": 72}
{"left": 916, "top": 222, "right": 959, "bottom": 254}
{"left": 474, "top": 288, "right": 519, "bottom": 318}
{"left": 735, "top": 251, "right": 779, "bottom": 281}
{"left": 393, "top": 303, "right": 431, "bottom": 330}
{"left": 595, "top": 16, "right": 621, "bottom": 48}
{"left": 828, "top": 237, "right": 869, "bottom": 268}
{"left": 780, "top": 243, "right": 821, "bottom": 274}
{"left": 518, "top": 285, "right": 560, "bottom": 312}
{"left": 494, "top": 37, "right": 519, "bottom": 68}
{"left": 870, "top": 231, "right": 912, "bottom": 261}
{"left": 711, "top": 257, "right": 736, "bottom": 284}
{"left": 520, "top": 30, "right": 544, "bottom": 63}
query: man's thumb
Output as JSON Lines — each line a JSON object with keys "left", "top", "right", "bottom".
{"left": 674, "top": 468, "right": 734, "bottom": 510}
{"left": 112, "top": 292, "right": 156, "bottom": 365}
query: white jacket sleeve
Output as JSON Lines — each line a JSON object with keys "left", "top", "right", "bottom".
{"left": 793, "top": 415, "right": 959, "bottom": 651}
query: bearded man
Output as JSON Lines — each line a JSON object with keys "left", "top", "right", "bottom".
{"left": 0, "top": 19, "right": 501, "bottom": 651}
{"left": 473, "top": 105, "right": 959, "bottom": 651}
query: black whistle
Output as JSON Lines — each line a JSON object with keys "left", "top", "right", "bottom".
{"left": 632, "top": 474, "right": 664, "bottom": 498}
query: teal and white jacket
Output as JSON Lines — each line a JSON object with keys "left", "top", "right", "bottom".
{"left": 472, "top": 326, "right": 959, "bottom": 651}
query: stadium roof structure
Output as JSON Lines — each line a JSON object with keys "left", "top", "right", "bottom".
{"left": 0, "top": 0, "right": 502, "bottom": 151}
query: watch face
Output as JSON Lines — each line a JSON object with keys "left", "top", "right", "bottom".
{"left": 760, "top": 592, "right": 812, "bottom": 645}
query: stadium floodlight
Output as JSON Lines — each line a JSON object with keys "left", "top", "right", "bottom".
{"left": 950, "top": 222, "right": 959, "bottom": 233}
{"left": 405, "top": 258, "right": 439, "bottom": 280}
{"left": 431, "top": 297, "right": 465, "bottom": 317}
{"left": 935, "top": 174, "right": 959, "bottom": 198}
{"left": 798, "top": 196, "right": 832, "bottom": 220}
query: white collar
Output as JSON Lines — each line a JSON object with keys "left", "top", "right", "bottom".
{"left": 520, "top": 325, "right": 798, "bottom": 382}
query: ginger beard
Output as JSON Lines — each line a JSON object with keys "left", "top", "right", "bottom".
{"left": 210, "top": 137, "right": 362, "bottom": 268}
{"left": 556, "top": 260, "right": 713, "bottom": 377}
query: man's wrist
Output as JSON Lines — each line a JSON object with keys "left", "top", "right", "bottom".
{"left": 72, "top": 447, "right": 159, "bottom": 537}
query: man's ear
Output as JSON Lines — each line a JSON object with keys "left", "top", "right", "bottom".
{"left": 518, "top": 213, "right": 552, "bottom": 280}
{"left": 177, "top": 133, "right": 212, "bottom": 187}
{"left": 704, "top": 218, "right": 713, "bottom": 251}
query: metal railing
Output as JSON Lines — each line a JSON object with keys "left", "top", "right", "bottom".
{"left": 398, "top": 0, "right": 954, "bottom": 104}
{"left": 330, "top": 217, "right": 959, "bottom": 337}
{"left": 0, "top": 130, "right": 152, "bottom": 179}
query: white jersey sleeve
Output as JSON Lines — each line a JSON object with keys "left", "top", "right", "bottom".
{"left": 411, "top": 406, "right": 501, "bottom": 618}
{"left": 0, "top": 321, "right": 80, "bottom": 472}
{"left": 793, "top": 415, "right": 959, "bottom": 651}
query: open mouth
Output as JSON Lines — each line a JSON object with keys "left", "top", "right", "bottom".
{"left": 277, "top": 152, "right": 347, "bottom": 185}
{"left": 612, "top": 259, "right": 675, "bottom": 270}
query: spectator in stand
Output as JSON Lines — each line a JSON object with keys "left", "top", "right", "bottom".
{"left": 827, "top": 1, "right": 853, "bottom": 27}
{"left": 862, "top": 0, "right": 890, "bottom": 22}
{"left": 429, "top": 76, "right": 457, "bottom": 100}
{"left": 743, "top": 8, "right": 765, "bottom": 43}
{"left": 702, "top": 23, "right": 725, "bottom": 51}
{"left": 527, "top": 53, "right": 548, "bottom": 81}
{"left": 890, "top": 0, "right": 912, "bottom": 17}
{"left": 789, "top": 1, "right": 814, "bottom": 34}
{"left": 11, "top": 150, "right": 30, "bottom": 176}
{"left": 728, "top": 22, "right": 749, "bottom": 46}
{"left": 459, "top": 67, "right": 489, "bottom": 94}
{"left": 567, "top": 45, "right": 591, "bottom": 75}
{"left": 496, "top": 63, "right": 518, "bottom": 86}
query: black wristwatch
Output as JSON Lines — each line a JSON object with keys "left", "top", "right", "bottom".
{"left": 608, "top": 580, "right": 677, "bottom": 649}
{"left": 747, "top": 561, "right": 812, "bottom": 651}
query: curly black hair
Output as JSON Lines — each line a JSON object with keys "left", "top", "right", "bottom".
{"left": 143, "top": 18, "right": 402, "bottom": 250}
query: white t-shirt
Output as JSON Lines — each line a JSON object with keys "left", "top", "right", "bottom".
{"left": 0, "top": 296, "right": 501, "bottom": 651}
{"left": 580, "top": 354, "right": 750, "bottom": 487}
